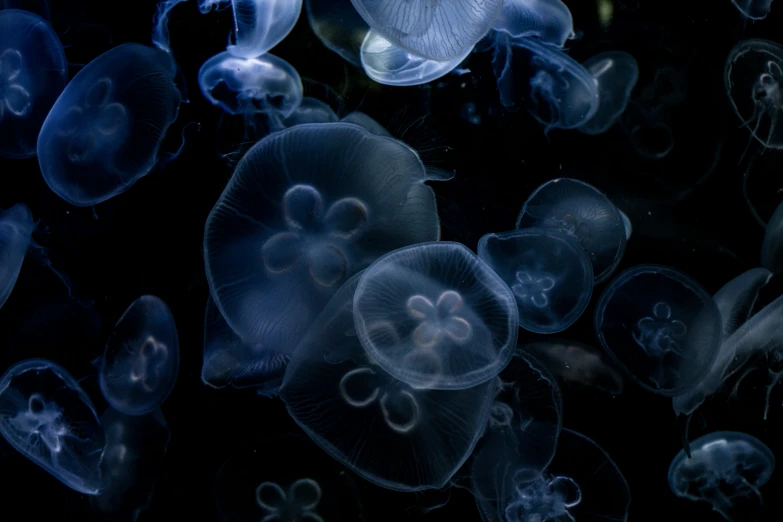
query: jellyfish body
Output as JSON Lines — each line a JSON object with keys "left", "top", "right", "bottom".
{"left": 281, "top": 274, "right": 496, "bottom": 491}
{"left": 731, "top": 0, "right": 774, "bottom": 20}
{"left": 492, "top": 0, "right": 574, "bottom": 47}
{"left": 761, "top": 200, "right": 783, "bottom": 272}
{"left": 227, "top": 0, "right": 303, "bottom": 59}
{"left": 0, "top": 9, "right": 66, "bottom": 158}
{"left": 305, "top": 0, "right": 368, "bottom": 67}
{"left": 595, "top": 265, "right": 722, "bottom": 396}
{"left": 0, "top": 358, "right": 104, "bottom": 494}
{"left": 619, "top": 209, "right": 632, "bottom": 240}
{"left": 478, "top": 229, "right": 593, "bottom": 334}
{"left": 579, "top": 51, "right": 639, "bottom": 136}
{"left": 516, "top": 178, "right": 626, "bottom": 284}
{"left": 99, "top": 295, "right": 179, "bottom": 416}
{"left": 0, "top": 203, "right": 35, "bottom": 310}
{"left": 526, "top": 338, "right": 624, "bottom": 395}
{"left": 668, "top": 431, "right": 774, "bottom": 520}
{"left": 268, "top": 96, "right": 338, "bottom": 132}
{"left": 37, "top": 43, "right": 181, "bottom": 206}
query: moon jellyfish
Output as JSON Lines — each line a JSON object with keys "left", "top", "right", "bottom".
{"left": 668, "top": 431, "right": 774, "bottom": 521}
{"left": 305, "top": 0, "right": 368, "bottom": 67}
{"left": 282, "top": 274, "right": 496, "bottom": 491}
{"left": 579, "top": 51, "right": 639, "bottom": 136}
{"left": 619, "top": 209, "right": 632, "bottom": 240}
{"left": 0, "top": 358, "right": 104, "bottom": 494}
{"left": 761, "top": 200, "right": 783, "bottom": 273}
{"left": 0, "top": 9, "right": 66, "bottom": 158}
{"left": 0, "top": 203, "right": 35, "bottom": 310}
{"left": 526, "top": 338, "right": 624, "bottom": 395}
{"left": 204, "top": 123, "right": 442, "bottom": 365}
{"left": 492, "top": 0, "right": 575, "bottom": 47}
{"left": 595, "top": 265, "right": 722, "bottom": 396}
{"left": 731, "top": 0, "right": 774, "bottom": 20}
{"left": 340, "top": 111, "right": 390, "bottom": 136}
{"left": 350, "top": 0, "right": 503, "bottom": 62}
{"left": 354, "top": 242, "right": 518, "bottom": 390}
{"left": 516, "top": 178, "right": 626, "bottom": 284}
{"left": 725, "top": 39, "right": 783, "bottom": 151}
{"left": 268, "top": 96, "right": 338, "bottom": 132}
{"left": 99, "top": 295, "right": 179, "bottom": 415}
{"left": 37, "top": 43, "right": 181, "bottom": 206}
{"left": 478, "top": 229, "right": 593, "bottom": 334}
{"left": 227, "top": 0, "right": 303, "bottom": 59}
{"left": 714, "top": 268, "right": 771, "bottom": 340}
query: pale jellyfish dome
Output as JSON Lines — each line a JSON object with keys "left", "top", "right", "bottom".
{"left": 492, "top": 0, "right": 575, "bottom": 47}
{"left": 204, "top": 122, "right": 441, "bottom": 360}
{"left": 353, "top": 241, "right": 519, "bottom": 390}
{"left": 227, "top": 0, "right": 303, "bottom": 59}
{"left": 579, "top": 51, "right": 639, "bottom": 136}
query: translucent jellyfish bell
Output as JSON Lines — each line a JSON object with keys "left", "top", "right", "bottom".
{"left": 579, "top": 51, "right": 639, "bottom": 136}
{"left": 0, "top": 203, "right": 35, "bottom": 310}
{"left": 516, "top": 178, "right": 626, "bottom": 284}
{"left": 99, "top": 295, "right": 179, "bottom": 415}
{"left": 478, "top": 229, "right": 593, "bottom": 334}
{"left": 731, "top": 0, "right": 774, "bottom": 20}
{"left": 37, "top": 43, "right": 181, "bottom": 206}
{"left": 595, "top": 265, "right": 722, "bottom": 396}
{"left": 305, "top": 0, "right": 368, "bottom": 67}
{"left": 353, "top": 242, "right": 519, "bottom": 390}
{"left": 526, "top": 338, "right": 624, "bottom": 395}
{"left": 350, "top": 0, "right": 503, "bottom": 62}
{"left": 0, "top": 9, "right": 66, "bottom": 158}
{"left": 668, "top": 431, "right": 774, "bottom": 521}
{"left": 492, "top": 0, "right": 575, "bottom": 47}
{"left": 282, "top": 274, "right": 496, "bottom": 491}
{"left": 227, "top": 0, "right": 303, "bottom": 59}
{"left": 267, "top": 96, "right": 338, "bottom": 132}
{"left": 0, "top": 358, "right": 104, "bottom": 494}
{"left": 725, "top": 39, "right": 783, "bottom": 150}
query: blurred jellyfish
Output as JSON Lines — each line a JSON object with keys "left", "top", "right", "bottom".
{"left": 99, "top": 295, "right": 179, "bottom": 416}
{"left": 0, "top": 358, "right": 104, "bottom": 494}
{"left": 595, "top": 265, "right": 722, "bottom": 396}
{"left": 526, "top": 338, "right": 624, "bottom": 395}
{"left": 0, "top": 9, "right": 66, "bottom": 158}
{"left": 669, "top": 431, "right": 774, "bottom": 521}
{"left": 579, "top": 51, "right": 639, "bottom": 136}
{"left": 731, "top": 0, "right": 774, "bottom": 19}
{"left": 227, "top": 0, "right": 303, "bottom": 59}
{"left": 714, "top": 268, "right": 771, "bottom": 340}
{"left": 204, "top": 123, "right": 443, "bottom": 370}
{"left": 461, "top": 102, "right": 481, "bottom": 125}
{"left": 305, "top": 0, "right": 368, "bottom": 67}
{"left": 478, "top": 229, "right": 593, "bottom": 334}
{"left": 0, "top": 203, "right": 35, "bottom": 310}
{"left": 761, "top": 200, "right": 783, "bottom": 273}
{"left": 353, "top": 241, "right": 519, "bottom": 390}
{"left": 282, "top": 274, "right": 496, "bottom": 491}
{"left": 619, "top": 209, "right": 632, "bottom": 240}
{"left": 340, "top": 110, "right": 390, "bottom": 136}
{"left": 2, "top": 1, "right": 51, "bottom": 19}
{"left": 37, "top": 43, "right": 182, "bottom": 206}
{"left": 492, "top": 0, "right": 575, "bottom": 47}
{"left": 267, "top": 96, "right": 338, "bottom": 132}
{"left": 516, "top": 178, "right": 626, "bottom": 284}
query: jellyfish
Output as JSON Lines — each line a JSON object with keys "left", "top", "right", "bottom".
{"left": 731, "top": 0, "right": 774, "bottom": 20}
{"left": 478, "top": 229, "right": 593, "bottom": 334}
{"left": 340, "top": 110, "right": 391, "bottom": 136}
{"left": 668, "top": 431, "right": 774, "bottom": 521}
{"left": 516, "top": 178, "right": 626, "bottom": 284}
{"left": 761, "top": 200, "right": 783, "bottom": 273}
{"left": 227, "top": 0, "right": 303, "bottom": 59}
{"left": 525, "top": 338, "right": 624, "bottom": 395}
{"left": 0, "top": 203, "right": 35, "bottom": 310}
{"left": 0, "top": 9, "right": 66, "bottom": 158}
{"left": 281, "top": 274, "right": 496, "bottom": 491}
{"left": 37, "top": 43, "right": 181, "bottom": 206}
{"left": 0, "top": 358, "right": 104, "bottom": 494}
{"left": 578, "top": 51, "right": 639, "bottom": 136}
{"left": 595, "top": 264, "right": 722, "bottom": 396}
{"left": 305, "top": 0, "right": 368, "bottom": 67}
{"left": 491, "top": 0, "right": 575, "bottom": 47}
{"left": 350, "top": 0, "right": 503, "bottom": 62}
{"left": 2, "top": 1, "right": 51, "bottom": 19}
{"left": 204, "top": 122, "right": 443, "bottom": 370}
{"left": 714, "top": 267, "right": 771, "bottom": 340}
{"left": 619, "top": 209, "right": 632, "bottom": 240}
{"left": 99, "top": 295, "right": 179, "bottom": 416}
{"left": 267, "top": 96, "right": 338, "bottom": 132}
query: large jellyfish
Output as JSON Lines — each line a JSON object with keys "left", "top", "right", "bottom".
{"left": 0, "top": 203, "right": 35, "bottom": 310}
{"left": 0, "top": 358, "right": 104, "bottom": 494}
{"left": 578, "top": 51, "right": 639, "bottom": 136}
{"left": 281, "top": 274, "right": 496, "bottom": 491}
{"left": 491, "top": 0, "right": 574, "bottom": 47}
{"left": 227, "top": 0, "right": 303, "bottom": 59}
{"left": 0, "top": 9, "right": 66, "bottom": 158}
{"left": 37, "top": 43, "right": 182, "bottom": 206}
{"left": 353, "top": 241, "right": 519, "bottom": 390}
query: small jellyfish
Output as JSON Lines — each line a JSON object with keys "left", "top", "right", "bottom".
{"left": 668, "top": 431, "right": 774, "bottom": 521}
{"left": 268, "top": 96, "right": 338, "bottom": 132}
{"left": 492, "top": 0, "right": 575, "bottom": 47}
{"left": 37, "top": 43, "right": 181, "bottom": 206}
{"left": 0, "top": 9, "right": 66, "bottom": 158}
{"left": 526, "top": 338, "right": 624, "bottom": 395}
{"left": 305, "top": 0, "right": 368, "bottom": 67}
{"left": 579, "top": 51, "right": 639, "bottom": 136}
{"left": 0, "top": 358, "right": 104, "bottom": 494}
{"left": 478, "top": 229, "right": 593, "bottom": 334}
{"left": 353, "top": 241, "right": 518, "bottom": 390}
{"left": 731, "top": 0, "right": 774, "bottom": 20}
{"left": 461, "top": 102, "right": 481, "bottom": 125}
{"left": 99, "top": 295, "right": 179, "bottom": 416}
{"left": 516, "top": 178, "right": 626, "bottom": 284}
{"left": 595, "top": 265, "right": 722, "bottom": 396}
{"left": 227, "top": 0, "right": 303, "bottom": 59}
{"left": 0, "top": 203, "right": 35, "bottom": 310}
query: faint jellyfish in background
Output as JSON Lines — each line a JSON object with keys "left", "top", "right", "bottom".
{"left": 761, "top": 200, "right": 783, "bottom": 273}
{"left": 37, "top": 43, "right": 182, "bottom": 206}
{"left": 478, "top": 228, "right": 593, "bottom": 334}
{"left": 99, "top": 295, "right": 179, "bottom": 416}
{"left": 353, "top": 242, "right": 519, "bottom": 390}
{"left": 578, "top": 51, "right": 639, "bottom": 136}
{"left": 267, "top": 96, "right": 338, "bottom": 132}
{"left": 282, "top": 274, "right": 497, "bottom": 491}
{"left": 595, "top": 265, "right": 722, "bottom": 396}
{"left": 714, "top": 267, "right": 771, "bottom": 340}
{"left": 516, "top": 178, "right": 627, "bottom": 284}
{"left": 731, "top": 0, "right": 774, "bottom": 19}
{"left": 227, "top": 0, "right": 303, "bottom": 59}
{"left": 669, "top": 431, "right": 774, "bottom": 521}
{"left": 91, "top": 408, "right": 171, "bottom": 522}
{"left": 0, "top": 204, "right": 35, "bottom": 310}
{"left": 0, "top": 9, "right": 66, "bottom": 158}
{"left": 461, "top": 102, "right": 481, "bottom": 125}
{"left": 257, "top": 479, "right": 324, "bottom": 522}
{"left": 491, "top": 0, "right": 575, "bottom": 48}
{"left": 0, "top": 358, "right": 104, "bottom": 494}
{"left": 2, "top": 0, "right": 51, "bottom": 19}
{"left": 525, "top": 338, "right": 624, "bottom": 395}
{"left": 305, "top": 0, "right": 368, "bottom": 67}
{"left": 619, "top": 209, "right": 632, "bottom": 240}
{"left": 340, "top": 111, "right": 390, "bottom": 136}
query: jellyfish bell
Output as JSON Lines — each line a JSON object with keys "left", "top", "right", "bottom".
{"left": 492, "top": 0, "right": 575, "bottom": 47}
{"left": 227, "top": 0, "right": 303, "bottom": 59}
{"left": 731, "top": 0, "right": 774, "bottom": 20}
{"left": 579, "top": 51, "right": 639, "bottom": 136}
{"left": 0, "top": 203, "right": 36, "bottom": 310}
{"left": 305, "top": 0, "right": 368, "bottom": 67}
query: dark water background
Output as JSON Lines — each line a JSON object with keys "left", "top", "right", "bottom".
{"left": 0, "top": 0, "right": 782, "bottom": 520}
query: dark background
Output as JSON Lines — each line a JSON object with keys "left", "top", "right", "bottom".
{"left": 0, "top": 0, "right": 782, "bottom": 520}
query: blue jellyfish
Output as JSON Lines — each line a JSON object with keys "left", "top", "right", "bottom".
{"left": 579, "top": 51, "right": 639, "bottom": 136}
{"left": 731, "top": 0, "right": 774, "bottom": 19}
{"left": 761, "top": 200, "right": 783, "bottom": 273}
{"left": 268, "top": 96, "right": 338, "bottom": 132}
{"left": 281, "top": 274, "right": 496, "bottom": 491}
{"left": 595, "top": 265, "right": 722, "bottom": 396}
{"left": 227, "top": 0, "right": 303, "bottom": 59}
{"left": 492, "top": 0, "right": 575, "bottom": 47}
{"left": 619, "top": 209, "right": 632, "bottom": 240}
{"left": 0, "top": 358, "right": 104, "bottom": 494}
{"left": 305, "top": 0, "right": 368, "bottom": 67}
{"left": 479, "top": 229, "right": 593, "bottom": 334}
{"left": 669, "top": 431, "right": 774, "bottom": 521}
{"left": 0, "top": 9, "right": 66, "bottom": 158}
{"left": 99, "top": 295, "right": 179, "bottom": 416}
{"left": 526, "top": 338, "right": 624, "bottom": 395}
{"left": 0, "top": 203, "right": 35, "bottom": 310}
{"left": 37, "top": 43, "right": 182, "bottom": 206}
{"left": 353, "top": 241, "right": 519, "bottom": 390}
